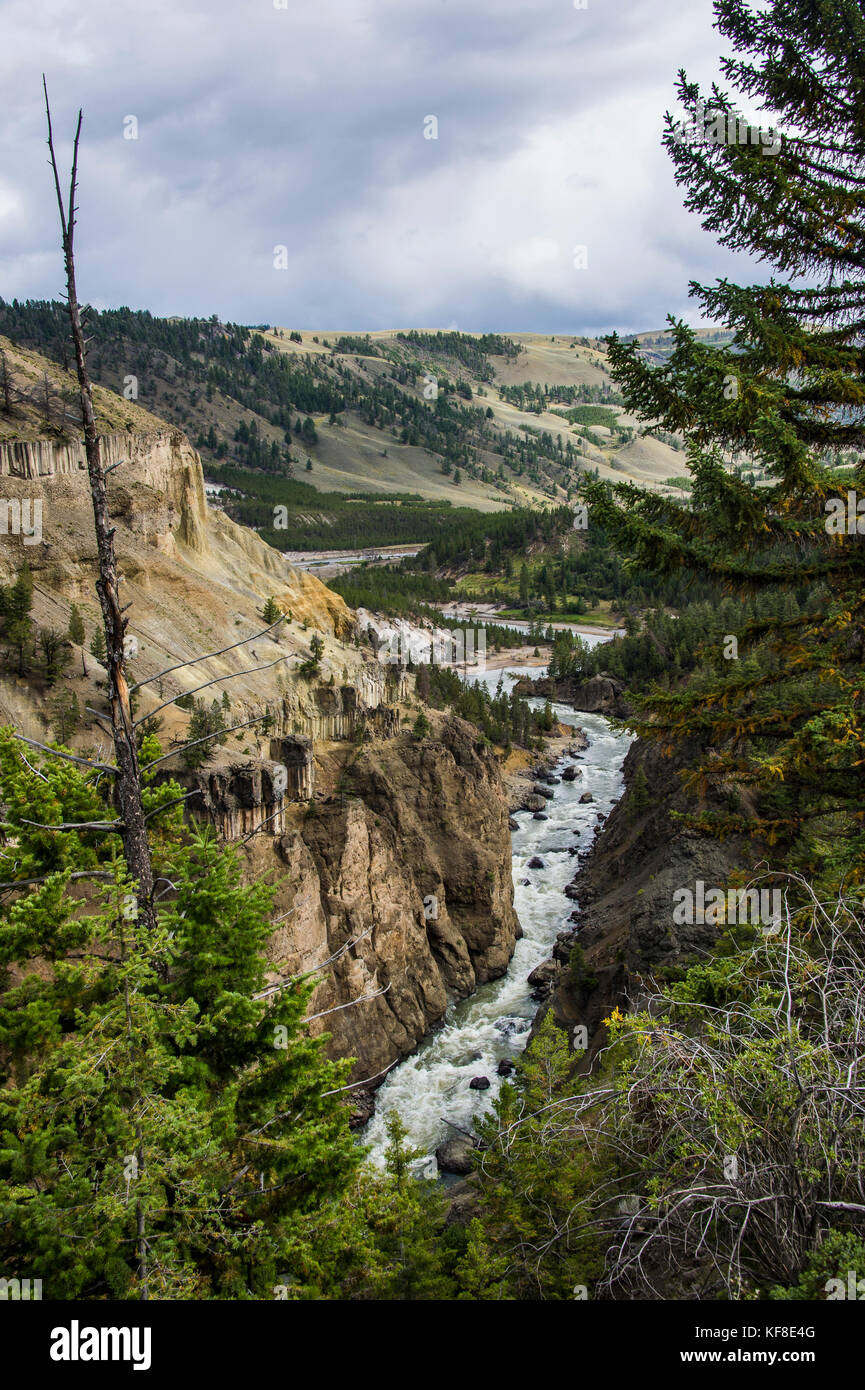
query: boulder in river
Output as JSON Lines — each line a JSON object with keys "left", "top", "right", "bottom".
{"left": 527, "top": 958, "right": 560, "bottom": 987}
{"left": 579, "top": 791, "right": 594, "bottom": 803}
{"left": 532, "top": 784, "right": 555, "bottom": 799}
{"left": 525, "top": 795, "right": 546, "bottom": 812}
{"left": 497, "top": 1058, "right": 515, "bottom": 1076}
{"left": 561, "top": 765, "right": 581, "bottom": 781}
{"left": 527, "top": 855, "right": 545, "bottom": 869}
{"left": 508, "top": 817, "right": 520, "bottom": 831}
{"left": 533, "top": 812, "right": 549, "bottom": 821}
{"left": 469, "top": 1075, "right": 491, "bottom": 1090}
{"left": 435, "top": 1135, "right": 477, "bottom": 1175}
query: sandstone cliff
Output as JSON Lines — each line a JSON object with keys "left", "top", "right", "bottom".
{"left": 0, "top": 344, "right": 520, "bottom": 1095}
{"left": 250, "top": 713, "right": 520, "bottom": 1088}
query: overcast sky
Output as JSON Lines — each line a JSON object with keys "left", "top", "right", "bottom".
{"left": 0, "top": 0, "right": 774, "bottom": 334}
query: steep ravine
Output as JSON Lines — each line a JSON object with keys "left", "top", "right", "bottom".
{"left": 243, "top": 710, "right": 520, "bottom": 1093}
{"left": 361, "top": 677, "right": 633, "bottom": 1166}
{"left": 0, "top": 392, "right": 521, "bottom": 1105}
{"left": 536, "top": 735, "right": 759, "bottom": 1070}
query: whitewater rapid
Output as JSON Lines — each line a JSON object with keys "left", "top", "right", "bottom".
{"left": 361, "top": 657, "right": 632, "bottom": 1168}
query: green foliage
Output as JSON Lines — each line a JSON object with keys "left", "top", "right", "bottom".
{"left": 49, "top": 689, "right": 79, "bottom": 743}
{"left": 0, "top": 563, "right": 34, "bottom": 675}
{"left": 37, "top": 628, "right": 70, "bottom": 686}
{"left": 67, "top": 603, "right": 85, "bottom": 648}
{"left": 421, "top": 666, "right": 544, "bottom": 750}
{"left": 595, "top": 888, "right": 865, "bottom": 1298}
{"left": 467, "top": 1012, "right": 607, "bottom": 1299}
{"left": 260, "top": 595, "right": 282, "bottom": 626}
{"left": 626, "top": 766, "right": 652, "bottom": 822}
{"left": 0, "top": 737, "right": 362, "bottom": 1299}
{"left": 89, "top": 626, "right": 106, "bottom": 664}
{"left": 767, "top": 1232, "right": 865, "bottom": 1300}
{"left": 298, "top": 632, "right": 325, "bottom": 679}
{"left": 181, "top": 698, "right": 229, "bottom": 768}
{"left": 411, "top": 711, "right": 431, "bottom": 741}
{"left": 582, "top": 0, "right": 865, "bottom": 888}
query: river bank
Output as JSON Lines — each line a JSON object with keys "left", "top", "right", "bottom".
{"left": 360, "top": 668, "right": 632, "bottom": 1169}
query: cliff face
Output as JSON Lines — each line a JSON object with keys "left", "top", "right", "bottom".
{"left": 512, "top": 672, "right": 629, "bottom": 718}
{"left": 0, "top": 428, "right": 207, "bottom": 556}
{"left": 0, "top": 365, "right": 519, "bottom": 1089}
{"left": 0, "top": 418, "right": 366, "bottom": 757}
{"left": 245, "top": 713, "right": 520, "bottom": 1083}
{"left": 533, "top": 738, "right": 753, "bottom": 1066}
{"left": 0, "top": 425, "right": 352, "bottom": 639}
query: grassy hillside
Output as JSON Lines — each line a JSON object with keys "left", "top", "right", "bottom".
{"left": 0, "top": 304, "right": 691, "bottom": 529}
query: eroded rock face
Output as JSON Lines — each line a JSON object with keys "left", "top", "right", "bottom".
{"left": 0, "top": 404, "right": 518, "bottom": 1094}
{"left": 155, "top": 755, "right": 298, "bottom": 839}
{"left": 254, "top": 714, "right": 520, "bottom": 1082}
{"left": 532, "top": 739, "right": 756, "bottom": 1067}
{"left": 513, "top": 673, "right": 628, "bottom": 717}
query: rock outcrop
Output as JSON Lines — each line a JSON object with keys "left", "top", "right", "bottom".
{"left": 530, "top": 737, "right": 757, "bottom": 1067}
{"left": 249, "top": 713, "right": 520, "bottom": 1082}
{"left": 0, "top": 350, "right": 521, "bottom": 1094}
{"left": 513, "top": 672, "right": 628, "bottom": 717}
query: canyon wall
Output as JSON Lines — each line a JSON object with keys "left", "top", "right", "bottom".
{"left": 531, "top": 737, "right": 758, "bottom": 1067}
{"left": 0, "top": 405, "right": 519, "bottom": 1091}
{"left": 246, "top": 712, "right": 520, "bottom": 1088}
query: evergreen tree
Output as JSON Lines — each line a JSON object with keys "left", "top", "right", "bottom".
{"left": 411, "top": 711, "right": 431, "bottom": 740}
{"left": 37, "top": 628, "right": 69, "bottom": 686}
{"left": 67, "top": 602, "right": 86, "bottom": 676}
{"left": 89, "top": 626, "right": 107, "bottom": 664}
{"left": 49, "top": 688, "right": 79, "bottom": 743}
{"left": 583, "top": 0, "right": 865, "bottom": 890}
{"left": 0, "top": 737, "right": 362, "bottom": 1299}
{"left": 2, "top": 563, "right": 34, "bottom": 675}
{"left": 468, "top": 1013, "right": 605, "bottom": 1298}
{"left": 260, "top": 596, "right": 282, "bottom": 627}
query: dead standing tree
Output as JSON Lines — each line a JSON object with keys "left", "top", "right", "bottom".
{"left": 42, "top": 78, "right": 157, "bottom": 940}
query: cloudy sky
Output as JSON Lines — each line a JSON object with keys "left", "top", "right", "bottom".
{"left": 0, "top": 0, "right": 774, "bottom": 334}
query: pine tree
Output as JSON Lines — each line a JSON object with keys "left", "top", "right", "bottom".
{"left": 49, "top": 688, "right": 79, "bottom": 743}
{"left": 583, "top": 0, "right": 865, "bottom": 890}
{"left": 411, "top": 711, "right": 431, "bottom": 740}
{"left": 67, "top": 602, "right": 86, "bottom": 674}
{"left": 468, "top": 1012, "right": 605, "bottom": 1298}
{"left": 0, "top": 739, "right": 363, "bottom": 1299}
{"left": 89, "top": 626, "right": 107, "bottom": 664}
{"left": 3, "top": 563, "right": 33, "bottom": 676}
{"left": 260, "top": 596, "right": 282, "bottom": 626}
{"left": 37, "top": 628, "right": 69, "bottom": 686}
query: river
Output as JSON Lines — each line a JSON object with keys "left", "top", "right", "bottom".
{"left": 361, "top": 655, "right": 632, "bottom": 1169}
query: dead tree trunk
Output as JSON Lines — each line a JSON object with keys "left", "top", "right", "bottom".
{"left": 44, "top": 80, "right": 157, "bottom": 941}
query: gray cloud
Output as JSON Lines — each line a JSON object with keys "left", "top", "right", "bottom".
{"left": 0, "top": 0, "right": 773, "bottom": 332}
